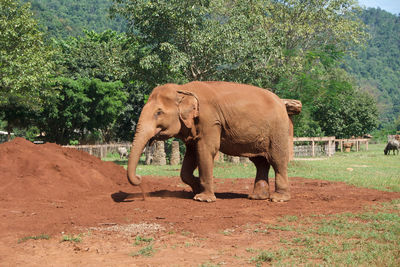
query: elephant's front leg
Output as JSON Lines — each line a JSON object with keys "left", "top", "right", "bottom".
{"left": 193, "top": 139, "right": 218, "bottom": 202}
{"left": 180, "top": 143, "right": 202, "bottom": 195}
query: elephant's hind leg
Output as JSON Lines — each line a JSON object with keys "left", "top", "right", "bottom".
{"left": 270, "top": 160, "right": 290, "bottom": 202}
{"left": 248, "top": 156, "right": 270, "bottom": 200}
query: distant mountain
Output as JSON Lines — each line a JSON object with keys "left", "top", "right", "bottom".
{"left": 345, "top": 8, "right": 400, "bottom": 125}
{"left": 23, "top": 0, "right": 125, "bottom": 38}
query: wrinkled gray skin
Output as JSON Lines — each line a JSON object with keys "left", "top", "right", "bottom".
{"left": 384, "top": 140, "right": 399, "bottom": 155}
{"left": 127, "top": 81, "right": 291, "bottom": 202}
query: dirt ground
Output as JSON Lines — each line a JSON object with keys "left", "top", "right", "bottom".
{"left": 1, "top": 138, "right": 399, "bottom": 266}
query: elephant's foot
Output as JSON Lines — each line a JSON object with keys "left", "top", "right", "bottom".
{"left": 270, "top": 191, "right": 290, "bottom": 202}
{"left": 193, "top": 193, "right": 216, "bottom": 203}
{"left": 248, "top": 180, "right": 269, "bottom": 200}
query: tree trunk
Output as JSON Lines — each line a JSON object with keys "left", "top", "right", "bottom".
{"left": 169, "top": 141, "right": 180, "bottom": 165}
{"left": 152, "top": 141, "right": 166, "bottom": 166}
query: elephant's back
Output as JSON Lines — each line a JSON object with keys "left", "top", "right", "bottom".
{"left": 183, "top": 81, "right": 286, "bottom": 114}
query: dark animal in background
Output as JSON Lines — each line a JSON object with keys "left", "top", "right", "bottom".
{"left": 384, "top": 140, "right": 399, "bottom": 155}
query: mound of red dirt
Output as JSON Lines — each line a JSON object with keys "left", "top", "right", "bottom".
{"left": 0, "top": 138, "right": 128, "bottom": 201}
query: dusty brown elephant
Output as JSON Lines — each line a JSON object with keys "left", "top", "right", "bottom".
{"left": 127, "top": 81, "right": 291, "bottom": 202}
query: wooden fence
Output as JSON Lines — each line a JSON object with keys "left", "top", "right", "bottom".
{"left": 335, "top": 138, "right": 369, "bottom": 152}
{"left": 293, "top": 137, "right": 336, "bottom": 157}
{"left": 63, "top": 143, "right": 130, "bottom": 159}
{"left": 64, "top": 136, "right": 370, "bottom": 161}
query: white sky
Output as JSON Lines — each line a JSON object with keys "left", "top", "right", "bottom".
{"left": 358, "top": 0, "right": 400, "bottom": 14}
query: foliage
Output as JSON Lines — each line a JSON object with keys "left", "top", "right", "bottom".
{"left": 52, "top": 30, "right": 130, "bottom": 82}
{"left": 111, "top": 0, "right": 367, "bottom": 88}
{"left": 50, "top": 30, "right": 147, "bottom": 141}
{"left": 37, "top": 77, "right": 126, "bottom": 144}
{"left": 22, "top": 0, "right": 125, "bottom": 39}
{"left": 0, "top": 0, "right": 54, "bottom": 137}
{"left": 276, "top": 46, "right": 378, "bottom": 138}
{"left": 345, "top": 8, "right": 400, "bottom": 126}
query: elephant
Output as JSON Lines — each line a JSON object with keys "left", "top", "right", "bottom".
{"left": 127, "top": 81, "right": 292, "bottom": 203}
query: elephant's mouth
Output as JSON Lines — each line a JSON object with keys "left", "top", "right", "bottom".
{"left": 151, "top": 127, "right": 169, "bottom": 141}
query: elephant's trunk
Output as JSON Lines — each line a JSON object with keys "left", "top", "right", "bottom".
{"left": 127, "top": 113, "right": 159, "bottom": 186}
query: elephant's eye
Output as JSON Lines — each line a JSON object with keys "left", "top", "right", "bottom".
{"left": 155, "top": 110, "right": 163, "bottom": 117}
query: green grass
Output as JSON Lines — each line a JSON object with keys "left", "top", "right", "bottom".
{"left": 61, "top": 234, "right": 82, "bottom": 243}
{"left": 247, "top": 199, "right": 400, "bottom": 266}
{"left": 18, "top": 234, "right": 50, "bottom": 243}
{"left": 133, "top": 235, "right": 154, "bottom": 246}
{"left": 103, "top": 143, "right": 400, "bottom": 192}
{"left": 130, "top": 244, "right": 156, "bottom": 257}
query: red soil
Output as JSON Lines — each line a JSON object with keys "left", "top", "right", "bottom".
{"left": 0, "top": 138, "right": 399, "bottom": 266}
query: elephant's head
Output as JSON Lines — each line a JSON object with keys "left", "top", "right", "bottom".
{"left": 127, "top": 84, "right": 199, "bottom": 186}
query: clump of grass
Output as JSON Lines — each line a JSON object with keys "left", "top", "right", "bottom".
{"left": 18, "top": 234, "right": 50, "bottom": 243}
{"left": 130, "top": 245, "right": 156, "bottom": 257}
{"left": 61, "top": 234, "right": 81, "bottom": 243}
{"left": 133, "top": 235, "right": 154, "bottom": 246}
{"left": 250, "top": 250, "right": 276, "bottom": 266}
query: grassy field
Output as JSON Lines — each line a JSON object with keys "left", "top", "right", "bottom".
{"left": 247, "top": 199, "right": 400, "bottom": 266}
{"left": 104, "top": 143, "right": 400, "bottom": 192}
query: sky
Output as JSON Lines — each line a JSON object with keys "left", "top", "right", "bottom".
{"left": 358, "top": 0, "right": 400, "bottom": 14}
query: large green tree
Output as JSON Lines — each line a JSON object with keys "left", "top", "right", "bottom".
{"left": 276, "top": 46, "right": 378, "bottom": 138}
{"left": 111, "top": 0, "right": 367, "bottom": 88}
{"left": 37, "top": 77, "right": 126, "bottom": 144}
{"left": 0, "top": 0, "right": 53, "bottom": 139}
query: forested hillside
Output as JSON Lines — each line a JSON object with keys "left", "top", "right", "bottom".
{"left": 22, "top": 0, "right": 125, "bottom": 38}
{"left": 345, "top": 8, "right": 400, "bottom": 126}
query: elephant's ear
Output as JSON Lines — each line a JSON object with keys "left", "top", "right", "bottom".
{"left": 177, "top": 90, "right": 199, "bottom": 129}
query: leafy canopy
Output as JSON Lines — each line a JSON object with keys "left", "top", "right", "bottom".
{"left": 0, "top": 0, "right": 53, "bottom": 137}
{"left": 111, "top": 0, "right": 367, "bottom": 88}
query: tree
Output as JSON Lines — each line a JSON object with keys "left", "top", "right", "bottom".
{"left": 111, "top": 0, "right": 367, "bottom": 88}
{"left": 52, "top": 30, "right": 130, "bottom": 82}
{"left": 37, "top": 77, "right": 126, "bottom": 144}
{"left": 0, "top": 0, "right": 53, "bottom": 139}
{"left": 276, "top": 46, "right": 378, "bottom": 137}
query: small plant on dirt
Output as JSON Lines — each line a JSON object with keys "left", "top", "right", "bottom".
{"left": 251, "top": 250, "right": 276, "bottom": 266}
{"left": 181, "top": 230, "right": 192, "bottom": 236}
{"left": 18, "top": 234, "right": 50, "bottom": 243}
{"left": 281, "top": 215, "right": 298, "bottom": 222}
{"left": 133, "top": 235, "right": 154, "bottom": 246}
{"left": 130, "top": 244, "right": 156, "bottom": 257}
{"left": 220, "top": 229, "right": 234, "bottom": 236}
{"left": 61, "top": 234, "right": 81, "bottom": 243}
{"left": 199, "top": 262, "right": 221, "bottom": 267}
